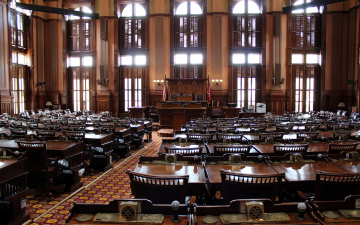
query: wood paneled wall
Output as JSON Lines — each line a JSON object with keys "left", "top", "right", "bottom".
{"left": 0, "top": 0, "right": 359, "bottom": 116}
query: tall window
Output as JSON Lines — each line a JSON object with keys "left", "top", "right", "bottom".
{"left": 233, "top": 53, "right": 261, "bottom": 107}
{"left": 119, "top": 3, "right": 146, "bottom": 49}
{"left": 68, "top": 56, "right": 92, "bottom": 111}
{"left": 67, "top": 5, "right": 94, "bottom": 111}
{"left": 292, "top": 54, "right": 320, "bottom": 112}
{"left": 174, "top": 1, "right": 203, "bottom": 78}
{"left": 10, "top": 52, "right": 28, "bottom": 114}
{"left": 231, "top": 0, "right": 262, "bottom": 108}
{"left": 67, "top": 7, "right": 93, "bottom": 52}
{"left": 291, "top": 0, "right": 321, "bottom": 48}
{"left": 120, "top": 55, "right": 146, "bottom": 111}
{"left": 9, "top": 0, "right": 30, "bottom": 114}
{"left": 119, "top": 3, "right": 147, "bottom": 112}
{"left": 232, "top": 0, "right": 261, "bottom": 48}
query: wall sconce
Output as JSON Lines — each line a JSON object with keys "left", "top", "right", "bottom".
{"left": 153, "top": 79, "right": 164, "bottom": 90}
{"left": 348, "top": 79, "right": 355, "bottom": 88}
{"left": 212, "top": 79, "right": 223, "bottom": 86}
{"left": 36, "top": 81, "right": 45, "bottom": 88}
{"left": 153, "top": 80, "right": 164, "bottom": 86}
{"left": 280, "top": 78, "right": 285, "bottom": 84}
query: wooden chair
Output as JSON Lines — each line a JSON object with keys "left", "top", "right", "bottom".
{"left": 216, "top": 133, "right": 243, "bottom": 140}
{"left": 273, "top": 143, "right": 309, "bottom": 156}
{"left": 220, "top": 170, "right": 285, "bottom": 204}
{"left": 36, "top": 129, "right": 56, "bottom": 138}
{"left": 328, "top": 142, "right": 359, "bottom": 154}
{"left": 259, "top": 132, "right": 284, "bottom": 139}
{"left": 187, "top": 133, "right": 214, "bottom": 140}
{"left": 213, "top": 144, "right": 251, "bottom": 155}
{"left": 164, "top": 146, "right": 203, "bottom": 155}
{"left": 296, "top": 131, "right": 319, "bottom": 139}
{"left": 17, "top": 141, "right": 65, "bottom": 199}
{"left": 126, "top": 170, "right": 189, "bottom": 204}
{"left": 297, "top": 171, "right": 360, "bottom": 201}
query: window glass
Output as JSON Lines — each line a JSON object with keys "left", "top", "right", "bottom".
{"left": 122, "top": 4, "right": 133, "bottom": 17}
{"left": 134, "top": 55, "right": 146, "bottom": 65}
{"left": 248, "top": 1, "right": 260, "bottom": 14}
{"left": 190, "top": 54, "right": 202, "bottom": 64}
{"left": 175, "top": 54, "right": 188, "bottom": 65}
{"left": 135, "top": 4, "right": 146, "bottom": 16}
{"left": 121, "top": 56, "right": 133, "bottom": 65}
{"left": 190, "top": 2, "right": 202, "bottom": 15}
{"left": 233, "top": 1, "right": 245, "bottom": 14}
{"left": 176, "top": 2, "right": 188, "bottom": 15}
{"left": 292, "top": 54, "right": 304, "bottom": 64}
{"left": 233, "top": 53, "right": 245, "bottom": 64}
{"left": 306, "top": 54, "right": 319, "bottom": 64}
{"left": 69, "top": 57, "right": 80, "bottom": 67}
{"left": 248, "top": 53, "right": 261, "bottom": 64}
{"left": 82, "top": 56, "right": 93, "bottom": 66}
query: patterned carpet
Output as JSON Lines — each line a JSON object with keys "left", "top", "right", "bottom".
{"left": 27, "top": 130, "right": 173, "bottom": 225}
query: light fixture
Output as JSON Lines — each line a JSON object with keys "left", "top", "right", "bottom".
{"left": 153, "top": 80, "right": 164, "bottom": 86}
{"left": 212, "top": 79, "right": 223, "bottom": 86}
{"left": 338, "top": 102, "right": 346, "bottom": 110}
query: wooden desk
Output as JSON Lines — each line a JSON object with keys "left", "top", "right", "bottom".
{"left": 239, "top": 112, "right": 266, "bottom": 118}
{"left": 84, "top": 133, "right": 112, "bottom": 146}
{"left": 158, "top": 107, "right": 206, "bottom": 130}
{"left": 204, "top": 164, "right": 277, "bottom": 193}
{"left": 133, "top": 164, "right": 206, "bottom": 196}
{"left": 158, "top": 143, "right": 207, "bottom": 155}
{"left": 0, "top": 140, "right": 84, "bottom": 191}
{"left": 272, "top": 162, "right": 347, "bottom": 191}
{"left": 222, "top": 107, "right": 240, "bottom": 118}
{"left": 0, "top": 155, "right": 29, "bottom": 225}
{"left": 332, "top": 161, "right": 360, "bottom": 173}
{"left": 128, "top": 106, "right": 146, "bottom": 118}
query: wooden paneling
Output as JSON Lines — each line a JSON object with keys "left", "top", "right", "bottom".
{"left": 266, "top": 94, "right": 286, "bottom": 114}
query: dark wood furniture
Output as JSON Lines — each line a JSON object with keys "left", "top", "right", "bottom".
{"left": 0, "top": 150, "right": 29, "bottom": 225}
{"left": 85, "top": 133, "right": 113, "bottom": 171}
{"left": 204, "top": 164, "right": 278, "bottom": 195}
{"left": 126, "top": 170, "right": 189, "bottom": 204}
{"left": 239, "top": 112, "right": 266, "bottom": 118}
{"left": 213, "top": 144, "right": 252, "bottom": 155}
{"left": 131, "top": 163, "right": 206, "bottom": 197}
{"left": 1, "top": 139, "right": 84, "bottom": 192}
{"left": 273, "top": 143, "right": 310, "bottom": 156}
{"left": 17, "top": 141, "right": 66, "bottom": 199}
{"left": 220, "top": 170, "right": 284, "bottom": 203}
{"left": 159, "top": 142, "right": 207, "bottom": 155}
{"left": 128, "top": 106, "right": 146, "bottom": 118}
{"left": 157, "top": 104, "right": 206, "bottom": 130}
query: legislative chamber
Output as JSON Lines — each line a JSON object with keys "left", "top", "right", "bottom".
{"left": 0, "top": 0, "right": 360, "bottom": 224}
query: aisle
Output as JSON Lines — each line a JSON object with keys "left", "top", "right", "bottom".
{"left": 27, "top": 131, "right": 166, "bottom": 225}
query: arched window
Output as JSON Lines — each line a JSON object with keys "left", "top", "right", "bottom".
{"left": 232, "top": 0, "right": 261, "bottom": 48}
{"left": 119, "top": 2, "right": 147, "bottom": 112}
{"left": 231, "top": 0, "right": 262, "bottom": 108}
{"left": 292, "top": 0, "right": 319, "bottom": 14}
{"left": 173, "top": 1, "right": 204, "bottom": 79}
{"left": 291, "top": 0, "right": 321, "bottom": 48}
{"left": 67, "top": 5, "right": 95, "bottom": 111}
